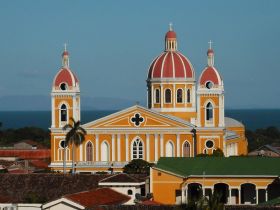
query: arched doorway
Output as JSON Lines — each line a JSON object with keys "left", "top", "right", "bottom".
{"left": 101, "top": 141, "right": 109, "bottom": 162}
{"left": 214, "top": 183, "right": 229, "bottom": 204}
{"left": 241, "top": 183, "right": 256, "bottom": 204}
{"left": 187, "top": 183, "right": 202, "bottom": 202}
{"left": 182, "top": 141, "right": 191, "bottom": 157}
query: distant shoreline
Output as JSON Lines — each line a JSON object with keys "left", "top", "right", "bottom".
{"left": 0, "top": 109, "right": 279, "bottom": 131}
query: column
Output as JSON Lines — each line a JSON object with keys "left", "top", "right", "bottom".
{"left": 79, "top": 143, "right": 83, "bottom": 161}
{"left": 176, "top": 134, "right": 180, "bottom": 157}
{"left": 125, "top": 134, "right": 129, "bottom": 161}
{"left": 256, "top": 188, "right": 259, "bottom": 204}
{"left": 117, "top": 134, "right": 121, "bottom": 161}
{"left": 173, "top": 84, "right": 176, "bottom": 107}
{"left": 155, "top": 134, "right": 158, "bottom": 161}
{"left": 184, "top": 84, "right": 187, "bottom": 107}
{"left": 181, "top": 187, "right": 185, "bottom": 204}
{"left": 112, "top": 134, "right": 115, "bottom": 161}
{"left": 192, "top": 85, "right": 195, "bottom": 108}
{"left": 238, "top": 188, "right": 241, "bottom": 204}
{"left": 160, "top": 84, "right": 163, "bottom": 107}
{"left": 196, "top": 96, "right": 201, "bottom": 127}
{"left": 151, "top": 85, "right": 154, "bottom": 108}
{"left": 185, "top": 187, "right": 188, "bottom": 204}
{"left": 51, "top": 96, "right": 55, "bottom": 127}
{"left": 228, "top": 188, "right": 232, "bottom": 204}
{"left": 160, "top": 134, "right": 164, "bottom": 157}
{"left": 95, "top": 134, "right": 99, "bottom": 161}
{"left": 146, "top": 134, "right": 150, "bottom": 161}
{"left": 265, "top": 189, "right": 268, "bottom": 202}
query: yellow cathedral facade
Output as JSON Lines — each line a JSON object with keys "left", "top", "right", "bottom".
{"left": 49, "top": 26, "right": 248, "bottom": 173}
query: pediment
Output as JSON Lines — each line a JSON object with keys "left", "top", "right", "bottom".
{"left": 83, "top": 105, "right": 194, "bottom": 129}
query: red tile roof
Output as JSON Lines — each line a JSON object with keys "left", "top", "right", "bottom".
{"left": 0, "top": 149, "right": 50, "bottom": 159}
{"left": 14, "top": 140, "right": 46, "bottom": 149}
{"left": 64, "top": 188, "right": 130, "bottom": 207}
{"left": 100, "top": 173, "right": 147, "bottom": 183}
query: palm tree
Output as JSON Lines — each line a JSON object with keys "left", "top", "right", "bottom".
{"left": 63, "top": 117, "right": 87, "bottom": 175}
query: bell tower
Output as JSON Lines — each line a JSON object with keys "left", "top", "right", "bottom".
{"left": 51, "top": 46, "right": 80, "bottom": 128}
{"left": 197, "top": 42, "right": 224, "bottom": 127}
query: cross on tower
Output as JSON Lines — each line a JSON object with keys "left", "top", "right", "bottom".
{"left": 169, "top": 22, "right": 173, "bottom": 31}
{"left": 208, "top": 40, "right": 213, "bottom": 49}
{"left": 64, "top": 43, "right": 67, "bottom": 51}
{"left": 131, "top": 113, "right": 144, "bottom": 127}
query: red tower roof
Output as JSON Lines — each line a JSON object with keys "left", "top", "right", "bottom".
{"left": 199, "top": 66, "right": 222, "bottom": 86}
{"left": 53, "top": 68, "right": 79, "bottom": 88}
{"left": 165, "top": 30, "right": 176, "bottom": 39}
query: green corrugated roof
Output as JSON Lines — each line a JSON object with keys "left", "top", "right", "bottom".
{"left": 155, "top": 157, "right": 280, "bottom": 177}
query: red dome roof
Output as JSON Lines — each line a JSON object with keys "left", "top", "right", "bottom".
{"left": 199, "top": 66, "right": 222, "bottom": 86}
{"left": 62, "top": 51, "right": 69, "bottom": 56}
{"left": 207, "top": 49, "right": 214, "bottom": 55}
{"left": 165, "top": 30, "right": 176, "bottom": 39}
{"left": 148, "top": 51, "right": 194, "bottom": 79}
{"left": 53, "top": 68, "right": 79, "bottom": 88}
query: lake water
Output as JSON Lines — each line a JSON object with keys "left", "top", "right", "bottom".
{"left": 0, "top": 109, "right": 279, "bottom": 131}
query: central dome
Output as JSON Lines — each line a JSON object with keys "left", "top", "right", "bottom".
{"left": 147, "top": 28, "right": 194, "bottom": 80}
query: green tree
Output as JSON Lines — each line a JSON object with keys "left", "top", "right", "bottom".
{"left": 63, "top": 118, "right": 86, "bottom": 175}
{"left": 123, "top": 159, "right": 154, "bottom": 175}
{"left": 212, "top": 148, "right": 224, "bottom": 157}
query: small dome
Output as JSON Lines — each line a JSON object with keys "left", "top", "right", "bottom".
{"left": 62, "top": 51, "right": 69, "bottom": 56}
{"left": 148, "top": 51, "right": 194, "bottom": 79}
{"left": 199, "top": 66, "right": 222, "bottom": 87}
{"left": 53, "top": 68, "right": 79, "bottom": 89}
{"left": 207, "top": 48, "right": 214, "bottom": 55}
{"left": 165, "top": 30, "right": 176, "bottom": 39}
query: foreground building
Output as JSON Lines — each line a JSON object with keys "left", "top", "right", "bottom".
{"left": 49, "top": 26, "right": 247, "bottom": 172}
{"left": 151, "top": 157, "right": 280, "bottom": 205}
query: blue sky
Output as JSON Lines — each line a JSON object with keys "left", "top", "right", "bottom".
{"left": 0, "top": 0, "right": 279, "bottom": 109}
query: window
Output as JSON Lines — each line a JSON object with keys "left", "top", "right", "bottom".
{"left": 101, "top": 141, "right": 109, "bottom": 161}
{"left": 165, "top": 141, "right": 174, "bottom": 157}
{"left": 60, "top": 83, "right": 67, "bottom": 90}
{"left": 60, "top": 104, "right": 67, "bottom": 122}
{"left": 206, "top": 102, "right": 213, "bottom": 121}
{"left": 155, "top": 89, "right": 160, "bottom": 103}
{"left": 127, "top": 190, "right": 133, "bottom": 195}
{"left": 187, "top": 89, "right": 191, "bottom": 103}
{"left": 206, "top": 81, "right": 214, "bottom": 89}
{"left": 132, "top": 138, "right": 143, "bottom": 159}
{"left": 165, "top": 89, "right": 171, "bottom": 103}
{"left": 176, "top": 89, "right": 183, "bottom": 103}
{"left": 182, "top": 141, "right": 190, "bottom": 157}
{"left": 205, "top": 140, "right": 214, "bottom": 149}
{"left": 86, "top": 142, "right": 93, "bottom": 161}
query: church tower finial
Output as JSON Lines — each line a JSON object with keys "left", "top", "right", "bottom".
{"left": 62, "top": 43, "right": 70, "bottom": 68}
{"left": 165, "top": 23, "right": 177, "bottom": 51}
{"left": 207, "top": 40, "right": 214, "bottom": 67}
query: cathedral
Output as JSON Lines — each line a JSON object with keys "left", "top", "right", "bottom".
{"left": 50, "top": 26, "right": 247, "bottom": 173}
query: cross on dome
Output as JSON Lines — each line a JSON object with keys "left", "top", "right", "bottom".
{"left": 64, "top": 43, "right": 67, "bottom": 52}
{"left": 169, "top": 22, "right": 173, "bottom": 31}
{"left": 208, "top": 40, "right": 213, "bottom": 49}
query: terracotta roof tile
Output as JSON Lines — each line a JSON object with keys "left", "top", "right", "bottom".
{"left": 100, "top": 174, "right": 146, "bottom": 183}
{"left": 65, "top": 188, "right": 130, "bottom": 207}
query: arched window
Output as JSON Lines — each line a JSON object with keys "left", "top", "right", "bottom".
{"left": 165, "top": 89, "right": 171, "bottom": 103}
{"left": 155, "top": 89, "right": 160, "bottom": 104}
{"left": 177, "top": 89, "right": 183, "bottom": 103}
{"left": 183, "top": 141, "right": 190, "bottom": 157}
{"left": 60, "top": 104, "right": 67, "bottom": 122}
{"left": 101, "top": 141, "right": 109, "bottom": 162}
{"left": 165, "top": 141, "right": 174, "bottom": 157}
{"left": 132, "top": 138, "right": 143, "bottom": 159}
{"left": 206, "top": 102, "right": 213, "bottom": 121}
{"left": 127, "top": 189, "right": 133, "bottom": 195}
{"left": 86, "top": 142, "right": 93, "bottom": 161}
{"left": 187, "top": 89, "right": 191, "bottom": 103}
